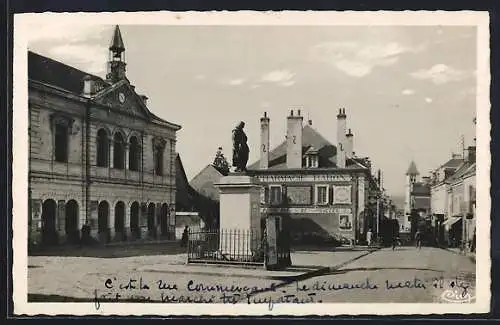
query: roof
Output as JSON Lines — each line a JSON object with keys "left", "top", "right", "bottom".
{"left": 411, "top": 183, "right": 431, "bottom": 196}
{"left": 448, "top": 161, "right": 476, "bottom": 183}
{"left": 248, "top": 124, "right": 367, "bottom": 170}
{"left": 29, "top": 51, "right": 182, "bottom": 130}
{"left": 189, "top": 165, "right": 224, "bottom": 201}
{"left": 440, "top": 157, "right": 464, "bottom": 169}
{"left": 406, "top": 161, "right": 419, "bottom": 175}
{"left": 413, "top": 197, "right": 430, "bottom": 210}
{"left": 28, "top": 50, "right": 109, "bottom": 94}
{"left": 110, "top": 25, "right": 125, "bottom": 52}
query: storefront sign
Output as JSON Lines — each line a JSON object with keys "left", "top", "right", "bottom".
{"left": 258, "top": 174, "right": 351, "bottom": 183}
{"left": 262, "top": 207, "right": 352, "bottom": 214}
{"left": 333, "top": 185, "right": 352, "bottom": 204}
{"left": 287, "top": 186, "right": 312, "bottom": 205}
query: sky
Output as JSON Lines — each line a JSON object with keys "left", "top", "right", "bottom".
{"left": 27, "top": 24, "right": 477, "bottom": 197}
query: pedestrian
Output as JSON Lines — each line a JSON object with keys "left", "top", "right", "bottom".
{"left": 415, "top": 230, "right": 422, "bottom": 249}
{"left": 181, "top": 225, "right": 189, "bottom": 248}
{"left": 366, "top": 228, "right": 373, "bottom": 247}
{"left": 392, "top": 234, "right": 398, "bottom": 251}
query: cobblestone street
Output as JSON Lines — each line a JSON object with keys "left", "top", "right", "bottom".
{"left": 28, "top": 245, "right": 475, "bottom": 305}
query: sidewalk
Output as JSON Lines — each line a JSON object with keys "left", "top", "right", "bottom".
{"left": 440, "top": 246, "right": 476, "bottom": 263}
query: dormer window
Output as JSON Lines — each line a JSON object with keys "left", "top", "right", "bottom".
{"left": 304, "top": 146, "right": 319, "bottom": 168}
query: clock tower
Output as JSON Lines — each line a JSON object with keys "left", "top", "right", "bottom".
{"left": 106, "top": 25, "right": 127, "bottom": 83}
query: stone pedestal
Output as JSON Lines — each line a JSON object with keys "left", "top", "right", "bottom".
{"left": 215, "top": 174, "right": 262, "bottom": 258}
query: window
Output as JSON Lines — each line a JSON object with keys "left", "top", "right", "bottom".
{"left": 54, "top": 123, "right": 69, "bottom": 163}
{"left": 96, "top": 129, "right": 109, "bottom": 167}
{"left": 153, "top": 137, "right": 166, "bottom": 176}
{"left": 155, "top": 148, "right": 164, "bottom": 176}
{"left": 269, "top": 186, "right": 282, "bottom": 206}
{"left": 315, "top": 185, "right": 329, "bottom": 205}
{"left": 311, "top": 156, "right": 318, "bottom": 168}
{"left": 113, "top": 132, "right": 125, "bottom": 169}
{"left": 129, "top": 136, "right": 140, "bottom": 171}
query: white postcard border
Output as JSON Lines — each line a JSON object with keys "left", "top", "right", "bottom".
{"left": 12, "top": 10, "right": 491, "bottom": 316}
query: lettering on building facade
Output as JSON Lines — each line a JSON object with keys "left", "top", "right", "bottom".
{"left": 258, "top": 174, "right": 352, "bottom": 183}
{"left": 261, "top": 207, "right": 352, "bottom": 214}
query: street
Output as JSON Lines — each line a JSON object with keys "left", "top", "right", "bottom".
{"left": 28, "top": 246, "right": 476, "bottom": 305}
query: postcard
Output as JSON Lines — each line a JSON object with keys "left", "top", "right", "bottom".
{"left": 12, "top": 10, "right": 490, "bottom": 315}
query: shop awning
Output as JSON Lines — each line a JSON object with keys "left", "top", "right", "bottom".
{"left": 443, "top": 216, "right": 462, "bottom": 227}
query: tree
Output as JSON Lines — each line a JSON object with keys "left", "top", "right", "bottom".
{"left": 212, "top": 147, "right": 230, "bottom": 176}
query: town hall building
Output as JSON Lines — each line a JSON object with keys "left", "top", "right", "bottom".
{"left": 247, "top": 109, "right": 384, "bottom": 245}
{"left": 28, "top": 26, "right": 181, "bottom": 247}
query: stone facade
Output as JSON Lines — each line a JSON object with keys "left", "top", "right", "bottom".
{"left": 28, "top": 26, "right": 181, "bottom": 247}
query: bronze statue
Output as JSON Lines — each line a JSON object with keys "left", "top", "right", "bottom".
{"left": 232, "top": 121, "right": 249, "bottom": 172}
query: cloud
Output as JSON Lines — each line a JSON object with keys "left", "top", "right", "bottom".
{"left": 425, "top": 97, "right": 433, "bottom": 103}
{"left": 195, "top": 74, "right": 206, "bottom": 81}
{"left": 402, "top": 89, "right": 415, "bottom": 95}
{"left": 228, "top": 78, "right": 245, "bottom": 86}
{"left": 410, "top": 64, "right": 469, "bottom": 85}
{"left": 261, "top": 69, "right": 296, "bottom": 86}
{"left": 310, "top": 41, "right": 423, "bottom": 77}
{"left": 48, "top": 44, "right": 108, "bottom": 75}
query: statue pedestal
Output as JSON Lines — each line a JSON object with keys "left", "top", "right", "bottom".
{"left": 215, "top": 174, "right": 262, "bottom": 258}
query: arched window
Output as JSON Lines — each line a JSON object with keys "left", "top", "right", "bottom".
{"left": 129, "top": 136, "right": 140, "bottom": 171}
{"left": 113, "top": 132, "right": 125, "bottom": 169}
{"left": 155, "top": 147, "right": 164, "bottom": 176}
{"left": 96, "top": 129, "right": 109, "bottom": 167}
{"left": 153, "top": 137, "right": 166, "bottom": 176}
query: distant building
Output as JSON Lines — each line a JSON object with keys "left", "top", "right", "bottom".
{"left": 28, "top": 26, "right": 181, "bottom": 247}
{"left": 247, "top": 109, "right": 384, "bottom": 244}
{"left": 429, "top": 142, "right": 476, "bottom": 248}
{"left": 190, "top": 164, "right": 224, "bottom": 202}
{"left": 175, "top": 155, "right": 219, "bottom": 228}
{"left": 402, "top": 161, "right": 430, "bottom": 232}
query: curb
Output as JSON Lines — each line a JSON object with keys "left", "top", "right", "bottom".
{"left": 439, "top": 246, "right": 476, "bottom": 263}
{"left": 141, "top": 248, "right": 380, "bottom": 280}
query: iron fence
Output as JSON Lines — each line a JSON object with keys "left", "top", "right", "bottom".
{"left": 187, "top": 228, "right": 264, "bottom": 265}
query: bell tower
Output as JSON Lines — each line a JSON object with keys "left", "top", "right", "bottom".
{"left": 106, "top": 25, "right": 127, "bottom": 83}
{"left": 404, "top": 160, "right": 420, "bottom": 216}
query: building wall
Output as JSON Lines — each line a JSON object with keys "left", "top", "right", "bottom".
{"left": 430, "top": 182, "right": 448, "bottom": 215}
{"left": 463, "top": 173, "right": 476, "bottom": 241}
{"left": 29, "top": 83, "right": 179, "bottom": 246}
{"left": 253, "top": 171, "right": 369, "bottom": 242}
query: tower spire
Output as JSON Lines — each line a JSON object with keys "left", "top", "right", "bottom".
{"left": 106, "top": 25, "right": 127, "bottom": 82}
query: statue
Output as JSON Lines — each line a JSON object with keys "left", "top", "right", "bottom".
{"left": 232, "top": 121, "right": 249, "bottom": 172}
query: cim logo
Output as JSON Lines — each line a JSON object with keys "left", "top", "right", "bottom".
{"left": 435, "top": 277, "right": 476, "bottom": 303}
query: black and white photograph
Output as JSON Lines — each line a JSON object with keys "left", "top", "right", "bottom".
{"left": 12, "top": 11, "right": 490, "bottom": 315}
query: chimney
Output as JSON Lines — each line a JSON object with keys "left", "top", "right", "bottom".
{"left": 286, "top": 109, "right": 303, "bottom": 169}
{"left": 345, "top": 128, "right": 354, "bottom": 158}
{"left": 466, "top": 146, "right": 476, "bottom": 164}
{"left": 82, "top": 75, "right": 95, "bottom": 98}
{"left": 260, "top": 112, "right": 270, "bottom": 169}
{"left": 140, "top": 95, "right": 148, "bottom": 106}
{"left": 336, "top": 108, "right": 347, "bottom": 168}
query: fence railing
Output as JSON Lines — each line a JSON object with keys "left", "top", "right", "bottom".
{"left": 187, "top": 228, "right": 264, "bottom": 265}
